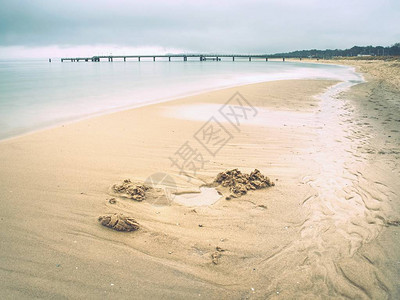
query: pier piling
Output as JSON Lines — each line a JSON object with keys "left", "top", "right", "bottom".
{"left": 60, "top": 54, "right": 287, "bottom": 63}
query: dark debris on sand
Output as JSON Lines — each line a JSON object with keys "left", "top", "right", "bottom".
{"left": 112, "top": 179, "right": 150, "bottom": 201}
{"left": 211, "top": 246, "right": 226, "bottom": 265}
{"left": 214, "top": 169, "right": 274, "bottom": 198}
{"left": 386, "top": 220, "right": 400, "bottom": 227}
{"left": 98, "top": 213, "right": 140, "bottom": 232}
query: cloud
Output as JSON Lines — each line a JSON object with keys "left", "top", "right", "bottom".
{"left": 0, "top": 0, "right": 399, "bottom": 57}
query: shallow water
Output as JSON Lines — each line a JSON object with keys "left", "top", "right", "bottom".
{"left": 0, "top": 59, "right": 360, "bottom": 140}
{"left": 164, "top": 102, "right": 317, "bottom": 128}
{"left": 173, "top": 187, "right": 222, "bottom": 206}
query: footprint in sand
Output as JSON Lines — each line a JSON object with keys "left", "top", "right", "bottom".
{"left": 98, "top": 213, "right": 139, "bottom": 232}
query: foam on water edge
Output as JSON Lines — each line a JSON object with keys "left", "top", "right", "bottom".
{"left": 0, "top": 60, "right": 361, "bottom": 141}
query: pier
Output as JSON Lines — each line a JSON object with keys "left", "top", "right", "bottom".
{"left": 60, "top": 54, "right": 291, "bottom": 62}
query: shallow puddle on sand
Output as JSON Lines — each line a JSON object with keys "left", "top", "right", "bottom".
{"left": 173, "top": 187, "right": 222, "bottom": 206}
{"left": 163, "top": 103, "right": 316, "bottom": 128}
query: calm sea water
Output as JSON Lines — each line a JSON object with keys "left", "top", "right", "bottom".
{"left": 0, "top": 59, "right": 362, "bottom": 140}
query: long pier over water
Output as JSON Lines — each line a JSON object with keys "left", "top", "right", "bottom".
{"left": 60, "top": 54, "right": 296, "bottom": 62}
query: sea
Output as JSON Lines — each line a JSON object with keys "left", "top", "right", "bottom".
{"left": 0, "top": 58, "right": 362, "bottom": 140}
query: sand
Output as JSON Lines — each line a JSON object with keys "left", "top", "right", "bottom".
{"left": 0, "top": 62, "right": 399, "bottom": 299}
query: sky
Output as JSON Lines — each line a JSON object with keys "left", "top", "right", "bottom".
{"left": 0, "top": 0, "right": 399, "bottom": 58}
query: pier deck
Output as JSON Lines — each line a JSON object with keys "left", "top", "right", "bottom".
{"left": 60, "top": 54, "right": 293, "bottom": 62}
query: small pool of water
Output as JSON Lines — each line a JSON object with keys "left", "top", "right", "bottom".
{"left": 173, "top": 187, "right": 222, "bottom": 206}
{"left": 163, "top": 103, "right": 317, "bottom": 128}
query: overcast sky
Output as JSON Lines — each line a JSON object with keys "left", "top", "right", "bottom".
{"left": 0, "top": 0, "right": 399, "bottom": 58}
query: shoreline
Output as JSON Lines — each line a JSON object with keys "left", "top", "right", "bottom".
{"left": 0, "top": 78, "right": 338, "bottom": 298}
{"left": 0, "top": 61, "right": 357, "bottom": 143}
{"left": 0, "top": 78, "right": 319, "bottom": 143}
{"left": 1, "top": 61, "right": 399, "bottom": 298}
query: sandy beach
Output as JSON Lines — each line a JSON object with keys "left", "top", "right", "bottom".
{"left": 0, "top": 61, "right": 399, "bottom": 299}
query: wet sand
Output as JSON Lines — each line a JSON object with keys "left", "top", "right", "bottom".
{"left": 326, "top": 59, "right": 400, "bottom": 299}
{"left": 0, "top": 63, "right": 399, "bottom": 299}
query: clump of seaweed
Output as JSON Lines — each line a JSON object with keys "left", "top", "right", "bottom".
{"left": 98, "top": 213, "right": 140, "bottom": 232}
{"left": 386, "top": 220, "right": 400, "bottom": 227}
{"left": 112, "top": 179, "right": 150, "bottom": 201}
{"left": 214, "top": 169, "right": 274, "bottom": 198}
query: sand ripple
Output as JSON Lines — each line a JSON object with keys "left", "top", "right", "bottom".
{"left": 271, "top": 80, "right": 399, "bottom": 298}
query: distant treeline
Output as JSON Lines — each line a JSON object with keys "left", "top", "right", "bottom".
{"left": 271, "top": 43, "right": 400, "bottom": 58}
